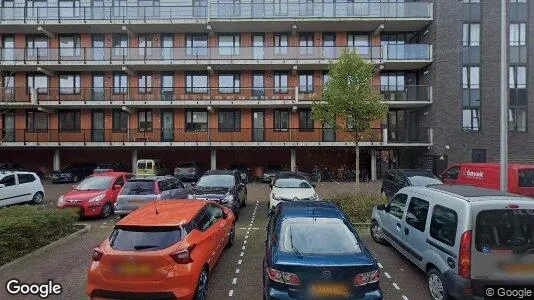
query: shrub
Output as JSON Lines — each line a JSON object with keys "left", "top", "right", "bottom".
{"left": 0, "top": 205, "right": 78, "bottom": 266}
{"left": 329, "top": 192, "right": 386, "bottom": 224}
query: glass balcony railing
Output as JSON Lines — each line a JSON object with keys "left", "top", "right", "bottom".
{"left": 0, "top": 2, "right": 432, "bottom": 22}
{"left": 382, "top": 44, "right": 432, "bottom": 61}
{"left": 380, "top": 85, "right": 432, "bottom": 103}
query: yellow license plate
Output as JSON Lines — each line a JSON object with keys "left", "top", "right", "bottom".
{"left": 311, "top": 283, "right": 350, "bottom": 297}
{"left": 117, "top": 263, "right": 152, "bottom": 275}
{"left": 501, "top": 263, "right": 534, "bottom": 274}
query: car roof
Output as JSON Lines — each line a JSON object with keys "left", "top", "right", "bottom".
{"left": 448, "top": 163, "right": 534, "bottom": 169}
{"left": 129, "top": 175, "right": 175, "bottom": 181}
{"left": 277, "top": 201, "right": 345, "bottom": 220}
{"left": 390, "top": 169, "right": 435, "bottom": 177}
{"left": 204, "top": 170, "right": 236, "bottom": 175}
{"left": 92, "top": 172, "right": 130, "bottom": 177}
{"left": 0, "top": 170, "right": 35, "bottom": 176}
{"left": 406, "top": 184, "right": 532, "bottom": 203}
{"left": 118, "top": 200, "right": 206, "bottom": 227}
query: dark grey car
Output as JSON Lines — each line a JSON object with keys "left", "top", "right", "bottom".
{"left": 381, "top": 169, "right": 442, "bottom": 200}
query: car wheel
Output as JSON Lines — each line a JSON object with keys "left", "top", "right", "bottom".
{"left": 226, "top": 224, "right": 235, "bottom": 248}
{"left": 427, "top": 269, "right": 449, "bottom": 300}
{"left": 194, "top": 268, "right": 209, "bottom": 300}
{"left": 241, "top": 192, "right": 247, "bottom": 208}
{"left": 370, "top": 220, "right": 387, "bottom": 245}
{"left": 31, "top": 192, "right": 44, "bottom": 205}
{"left": 100, "top": 203, "right": 112, "bottom": 219}
{"left": 234, "top": 206, "right": 240, "bottom": 221}
{"left": 73, "top": 175, "right": 79, "bottom": 183}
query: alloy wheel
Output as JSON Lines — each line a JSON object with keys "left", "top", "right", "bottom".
{"left": 371, "top": 223, "right": 384, "bottom": 242}
{"left": 195, "top": 269, "right": 208, "bottom": 300}
{"left": 32, "top": 192, "right": 43, "bottom": 204}
{"left": 428, "top": 273, "right": 444, "bottom": 300}
{"left": 101, "top": 204, "right": 112, "bottom": 218}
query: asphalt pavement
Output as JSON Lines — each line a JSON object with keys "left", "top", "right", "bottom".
{"left": 0, "top": 182, "right": 430, "bottom": 300}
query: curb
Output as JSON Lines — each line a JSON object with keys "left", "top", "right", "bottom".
{"left": 0, "top": 223, "right": 91, "bottom": 271}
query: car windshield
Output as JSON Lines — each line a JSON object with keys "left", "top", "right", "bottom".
{"left": 120, "top": 180, "right": 155, "bottom": 195}
{"left": 407, "top": 175, "right": 442, "bottom": 186}
{"left": 475, "top": 209, "right": 534, "bottom": 254}
{"left": 177, "top": 162, "right": 195, "bottom": 168}
{"left": 519, "top": 169, "right": 534, "bottom": 187}
{"left": 75, "top": 176, "right": 114, "bottom": 191}
{"left": 109, "top": 226, "right": 184, "bottom": 251}
{"left": 196, "top": 174, "right": 234, "bottom": 188}
{"left": 266, "top": 163, "right": 283, "bottom": 170}
{"left": 274, "top": 178, "right": 312, "bottom": 189}
{"left": 279, "top": 217, "right": 360, "bottom": 255}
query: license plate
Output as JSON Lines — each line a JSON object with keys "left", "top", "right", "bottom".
{"left": 501, "top": 263, "right": 534, "bottom": 274}
{"left": 311, "top": 283, "right": 350, "bottom": 297}
{"left": 117, "top": 263, "right": 152, "bottom": 275}
{"left": 65, "top": 207, "right": 81, "bottom": 214}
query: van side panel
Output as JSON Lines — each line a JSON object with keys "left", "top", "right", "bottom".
{"left": 457, "top": 164, "right": 500, "bottom": 190}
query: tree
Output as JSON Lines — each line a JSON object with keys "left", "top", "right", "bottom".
{"left": 312, "top": 50, "right": 388, "bottom": 191}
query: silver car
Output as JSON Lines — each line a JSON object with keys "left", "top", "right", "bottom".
{"left": 114, "top": 175, "right": 187, "bottom": 216}
{"left": 371, "top": 185, "right": 534, "bottom": 300}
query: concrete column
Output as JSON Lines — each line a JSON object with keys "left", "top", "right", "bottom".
{"left": 211, "top": 149, "right": 217, "bottom": 170}
{"left": 53, "top": 149, "right": 60, "bottom": 171}
{"left": 371, "top": 149, "right": 377, "bottom": 181}
{"left": 290, "top": 149, "right": 296, "bottom": 171}
{"left": 132, "top": 149, "right": 138, "bottom": 173}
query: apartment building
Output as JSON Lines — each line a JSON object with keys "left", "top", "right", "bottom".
{"left": 0, "top": 0, "right": 444, "bottom": 178}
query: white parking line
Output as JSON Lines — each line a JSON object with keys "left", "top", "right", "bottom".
{"left": 238, "top": 260, "right": 242, "bottom": 265}
{"left": 235, "top": 269, "right": 240, "bottom": 274}
{"left": 393, "top": 283, "right": 400, "bottom": 290}
{"left": 402, "top": 295, "right": 409, "bottom": 300}
{"left": 228, "top": 290, "right": 234, "bottom": 297}
{"left": 232, "top": 278, "right": 237, "bottom": 285}
{"left": 244, "top": 240, "right": 247, "bottom": 244}
{"left": 240, "top": 252, "right": 244, "bottom": 257}
{"left": 384, "top": 272, "right": 391, "bottom": 279}
{"left": 378, "top": 263, "right": 383, "bottom": 269}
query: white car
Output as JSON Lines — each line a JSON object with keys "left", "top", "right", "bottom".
{"left": 269, "top": 177, "right": 319, "bottom": 210}
{"left": 0, "top": 171, "right": 45, "bottom": 207}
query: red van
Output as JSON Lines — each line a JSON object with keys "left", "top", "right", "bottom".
{"left": 441, "top": 163, "right": 534, "bottom": 197}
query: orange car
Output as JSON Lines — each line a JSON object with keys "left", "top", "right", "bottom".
{"left": 86, "top": 200, "right": 235, "bottom": 300}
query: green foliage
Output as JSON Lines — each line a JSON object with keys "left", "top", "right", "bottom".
{"left": 329, "top": 192, "right": 386, "bottom": 223}
{"left": 312, "top": 50, "right": 389, "bottom": 140}
{"left": 0, "top": 205, "right": 78, "bottom": 266}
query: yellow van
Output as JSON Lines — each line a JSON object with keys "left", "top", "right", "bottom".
{"left": 136, "top": 159, "right": 169, "bottom": 176}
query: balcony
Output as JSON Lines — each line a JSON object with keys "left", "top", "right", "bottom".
{"left": 0, "top": 2, "right": 433, "bottom": 33}
{"left": 0, "top": 45, "right": 430, "bottom": 71}
{"left": 379, "top": 85, "right": 432, "bottom": 107}
{"left": 0, "top": 127, "right": 432, "bottom": 147}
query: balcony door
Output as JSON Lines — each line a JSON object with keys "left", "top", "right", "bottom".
{"left": 253, "top": 34, "right": 264, "bottom": 60}
{"left": 323, "top": 33, "right": 336, "bottom": 59}
{"left": 162, "top": 34, "right": 173, "bottom": 60}
{"left": 2, "top": 112, "right": 15, "bottom": 142}
{"left": 161, "top": 110, "right": 174, "bottom": 142}
{"left": 322, "top": 123, "right": 335, "bottom": 142}
{"left": 92, "top": 35, "right": 105, "bottom": 61}
{"left": 252, "top": 73, "right": 264, "bottom": 99}
{"left": 91, "top": 110, "right": 105, "bottom": 142}
{"left": 92, "top": 73, "right": 105, "bottom": 101}
{"left": 252, "top": 110, "right": 264, "bottom": 142}
{"left": 2, "top": 36, "right": 14, "bottom": 61}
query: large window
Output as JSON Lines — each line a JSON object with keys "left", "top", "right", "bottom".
{"left": 186, "top": 73, "right": 209, "bottom": 94}
{"left": 112, "top": 110, "right": 128, "bottom": 132}
{"left": 388, "top": 193, "right": 408, "bottom": 220}
{"left": 112, "top": 34, "right": 128, "bottom": 56}
{"left": 27, "top": 74, "right": 48, "bottom": 94}
{"left": 219, "top": 73, "right": 240, "bottom": 93}
{"left": 59, "top": 0, "right": 81, "bottom": 18}
{"left": 430, "top": 205, "right": 458, "bottom": 247}
{"left": 462, "top": 66, "right": 480, "bottom": 131}
{"left": 59, "top": 110, "right": 81, "bottom": 132}
{"left": 59, "top": 73, "right": 81, "bottom": 94}
{"left": 299, "top": 109, "right": 313, "bottom": 132}
{"left": 219, "top": 35, "right": 240, "bottom": 56}
{"left": 299, "top": 72, "right": 314, "bottom": 93}
{"left": 510, "top": 23, "right": 526, "bottom": 46}
{"left": 274, "top": 33, "right": 288, "bottom": 55}
{"left": 186, "top": 110, "right": 208, "bottom": 132}
{"left": 186, "top": 34, "right": 208, "bottom": 56}
{"left": 509, "top": 66, "right": 527, "bottom": 132}
{"left": 274, "top": 72, "right": 288, "bottom": 93}
{"left": 218, "top": 110, "right": 241, "bottom": 132}
{"left": 406, "top": 197, "right": 429, "bottom": 232}
{"left": 138, "top": 35, "right": 153, "bottom": 57}
{"left": 299, "top": 33, "right": 314, "bottom": 55}
{"left": 59, "top": 35, "right": 81, "bottom": 57}
{"left": 26, "top": 35, "right": 48, "bottom": 58}
{"left": 26, "top": 111, "right": 48, "bottom": 132}
{"left": 138, "top": 74, "right": 152, "bottom": 94}
{"left": 274, "top": 109, "right": 289, "bottom": 131}
{"left": 348, "top": 34, "right": 370, "bottom": 56}
{"left": 138, "top": 110, "right": 153, "bottom": 132}
{"left": 113, "top": 72, "right": 128, "bottom": 94}
{"left": 462, "top": 23, "right": 480, "bottom": 46}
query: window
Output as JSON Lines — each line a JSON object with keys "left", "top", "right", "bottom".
{"left": 3, "top": 75, "right": 14, "bottom": 89}
{"left": 430, "top": 205, "right": 458, "bottom": 247}
{"left": 463, "top": 109, "right": 480, "bottom": 132}
{"left": 462, "top": 66, "right": 480, "bottom": 89}
{"left": 299, "top": 72, "right": 313, "bottom": 94}
{"left": 443, "top": 166, "right": 460, "bottom": 180}
{"left": 406, "top": 197, "right": 429, "bottom": 232}
{"left": 519, "top": 169, "right": 534, "bottom": 187}
{"left": 475, "top": 209, "right": 534, "bottom": 253}
{"left": 274, "top": 72, "right": 288, "bottom": 93}
{"left": 17, "top": 173, "right": 36, "bottom": 184}
{"left": 509, "top": 66, "right": 527, "bottom": 132}
{"left": 59, "top": 35, "right": 81, "bottom": 57}
{"left": 113, "top": 72, "right": 128, "bottom": 94}
{"left": 59, "top": 110, "right": 81, "bottom": 132}
{"left": 59, "top": 0, "right": 80, "bottom": 18}
{"left": 219, "top": 35, "right": 240, "bottom": 56}
{"left": 462, "top": 66, "right": 480, "bottom": 132}
{"left": 348, "top": 34, "right": 370, "bottom": 56}
{"left": 462, "top": 23, "right": 480, "bottom": 46}
{"left": 138, "top": 110, "right": 153, "bottom": 132}
{"left": 509, "top": 66, "right": 527, "bottom": 89}
{"left": 27, "top": 74, "right": 48, "bottom": 94}
{"left": 112, "top": 110, "right": 128, "bottom": 132}
{"left": 508, "top": 108, "right": 527, "bottom": 132}
{"left": 299, "top": 33, "right": 313, "bottom": 55}
{"left": 186, "top": 110, "right": 208, "bottom": 132}
{"left": 26, "top": 111, "right": 48, "bottom": 132}
{"left": 138, "top": 74, "right": 152, "bottom": 94}
{"left": 138, "top": 35, "right": 153, "bottom": 57}
{"left": 462, "top": 0, "right": 479, "bottom": 3}
{"left": 218, "top": 110, "right": 241, "bottom": 132}
{"left": 510, "top": 23, "right": 526, "bottom": 46}
{"left": 112, "top": 34, "right": 128, "bottom": 56}
{"left": 274, "top": 110, "right": 289, "bottom": 131}
{"left": 323, "top": 72, "right": 330, "bottom": 87}
{"left": 194, "top": 209, "right": 212, "bottom": 232}
{"left": 0, "top": 174, "right": 16, "bottom": 187}
{"left": 109, "top": 227, "right": 184, "bottom": 251}
{"left": 299, "top": 109, "right": 313, "bottom": 132}
{"left": 26, "top": 35, "right": 48, "bottom": 57}
{"left": 388, "top": 193, "right": 407, "bottom": 220}
{"left": 252, "top": 73, "right": 264, "bottom": 98}
{"left": 219, "top": 73, "right": 240, "bottom": 93}
{"left": 59, "top": 74, "right": 81, "bottom": 94}
{"left": 274, "top": 33, "right": 288, "bottom": 55}
{"left": 186, "top": 73, "right": 208, "bottom": 94}
{"left": 186, "top": 34, "right": 208, "bottom": 56}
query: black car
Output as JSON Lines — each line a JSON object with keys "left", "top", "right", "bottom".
{"left": 262, "top": 163, "right": 287, "bottom": 183}
{"left": 381, "top": 169, "right": 442, "bottom": 200}
{"left": 229, "top": 163, "right": 250, "bottom": 183}
{"left": 50, "top": 163, "right": 97, "bottom": 183}
{"left": 174, "top": 161, "right": 207, "bottom": 182}
{"left": 93, "top": 162, "right": 129, "bottom": 174}
{"left": 188, "top": 170, "right": 247, "bottom": 219}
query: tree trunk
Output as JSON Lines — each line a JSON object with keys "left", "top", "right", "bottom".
{"left": 355, "top": 143, "right": 360, "bottom": 192}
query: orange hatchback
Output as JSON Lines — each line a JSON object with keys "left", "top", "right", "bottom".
{"left": 86, "top": 200, "right": 235, "bottom": 300}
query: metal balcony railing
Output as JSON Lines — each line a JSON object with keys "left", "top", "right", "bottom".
{"left": 380, "top": 85, "right": 432, "bottom": 102}
{"left": 382, "top": 44, "right": 432, "bottom": 60}
{"left": 0, "top": 2, "right": 432, "bottom": 22}
{"left": 387, "top": 127, "right": 432, "bottom": 144}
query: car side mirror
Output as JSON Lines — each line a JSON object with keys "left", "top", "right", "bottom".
{"left": 376, "top": 204, "right": 386, "bottom": 211}
{"left": 384, "top": 205, "right": 391, "bottom": 213}
{"left": 113, "top": 184, "right": 122, "bottom": 190}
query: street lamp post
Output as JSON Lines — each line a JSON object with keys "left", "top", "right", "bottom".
{"left": 500, "top": 0, "right": 508, "bottom": 192}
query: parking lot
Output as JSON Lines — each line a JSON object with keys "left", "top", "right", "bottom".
{"left": 0, "top": 182, "right": 430, "bottom": 300}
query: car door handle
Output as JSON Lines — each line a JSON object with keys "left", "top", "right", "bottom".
{"left": 404, "top": 228, "right": 409, "bottom": 235}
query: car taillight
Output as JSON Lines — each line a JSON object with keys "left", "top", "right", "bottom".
{"left": 458, "top": 230, "right": 472, "bottom": 279}
{"left": 354, "top": 269, "right": 380, "bottom": 286}
{"left": 92, "top": 248, "right": 103, "bottom": 261}
{"left": 266, "top": 268, "right": 300, "bottom": 286}
{"left": 170, "top": 245, "right": 195, "bottom": 264}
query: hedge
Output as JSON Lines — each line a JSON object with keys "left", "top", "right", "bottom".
{"left": 329, "top": 192, "right": 386, "bottom": 224}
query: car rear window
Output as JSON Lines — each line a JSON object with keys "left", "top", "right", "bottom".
{"left": 475, "top": 209, "right": 534, "bottom": 254}
{"left": 109, "top": 226, "right": 184, "bottom": 251}
{"left": 120, "top": 180, "right": 155, "bottom": 195}
{"left": 519, "top": 169, "right": 534, "bottom": 187}
{"left": 279, "top": 217, "right": 361, "bottom": 255}
{"left": 137, "top": 161, "right": 153, "bottom": 170}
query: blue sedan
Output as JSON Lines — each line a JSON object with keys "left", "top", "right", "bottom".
{"left": 263, "top": 201, "right": 383, "bottom": 300}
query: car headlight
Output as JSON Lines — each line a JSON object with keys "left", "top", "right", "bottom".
{"left": 272, "top": 193, "right": 281, "bottom": 201}
{"left": 221, "top": 194, "right": 234, "bottom": 205}
{"left": 57, "top": 195, "right": 64, "bottom": 205}
{"left": 88, "top": 194, "right": 106, "bottom": 203}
